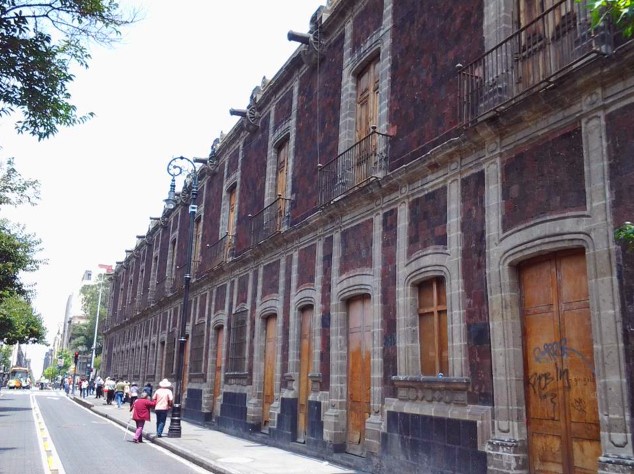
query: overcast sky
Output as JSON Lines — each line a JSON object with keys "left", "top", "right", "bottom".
{"left": 0, "top": 1, "right": 325, "bottom": 377}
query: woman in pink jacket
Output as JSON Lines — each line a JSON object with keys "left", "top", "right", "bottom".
{"left": 130, "top": 391, "right": 156, "bottom": 443}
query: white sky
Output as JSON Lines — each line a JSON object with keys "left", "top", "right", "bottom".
{"left": 0, "top": 0, "right": 325, "bottom": 377}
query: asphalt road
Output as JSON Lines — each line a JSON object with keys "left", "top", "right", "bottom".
{"left": 0, "top": 389, "right": 211, "bottom": 474}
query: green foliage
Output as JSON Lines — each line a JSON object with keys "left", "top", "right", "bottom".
{"left": 615, "top": 221, "right": 634, "bottom": 248}
{"left": 43, "top": 365, "right": 58, "bottom": 381}
{"left": 0, "top": 0, "right": 137, "bottom": 139}
{"left": 56, "top": 349, "right": 72, "bottom": 373}
{"left": 78, "top": 275, "right": 109, "bottom": 355}
{"left": 0, "top": 159, "right": 40, "bottom": 206}
{"left": 0, "top": 218, "right": 41, "bottom": 299}
{"left": 0, "top": 293, "right": 46, "bottom": 344}
{"left": 582, "top": 0, "right": 634, "bottom": 37}
{"left": 0, "top": 344, "right": 11, "bottom": 371}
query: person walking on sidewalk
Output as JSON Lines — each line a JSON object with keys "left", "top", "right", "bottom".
{"left": 130, "top": 391, "right": 156, "bottom": 443}
{"left": 152, "top": 379, "right": 173, "bottom": 437}
{"left": 95, "top": 376, "right": 104, "bottom": 399}
{"left": 129, "top": 382, "right": 139, "bottom": 406}
{"left": 142, "top": 382, "right": 152, "bottom": 398}
{"left": 114, "top": 379, "right": 126, "bottom": 408}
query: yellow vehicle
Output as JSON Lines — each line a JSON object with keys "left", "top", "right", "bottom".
{"left": 7, "top": 366, "right": 30, "bottom": 389}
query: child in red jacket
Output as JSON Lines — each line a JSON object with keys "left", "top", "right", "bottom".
{"left": 130, "top": 391, "right": 156, "bottom": 443}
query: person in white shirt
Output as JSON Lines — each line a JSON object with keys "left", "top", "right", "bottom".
{"left": 152, "top": 379, "right": 174, "bottom": 437}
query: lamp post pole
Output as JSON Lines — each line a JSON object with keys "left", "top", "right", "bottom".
{"left": 165, "top": 156, "right": 199, "bottom": 438}
{"left": 89, "top": 280, "right": 104, "bottom": 381}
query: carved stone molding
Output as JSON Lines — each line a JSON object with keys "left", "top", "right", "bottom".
{"left": 392, "top": 375, "right": 471, "bottom": 405}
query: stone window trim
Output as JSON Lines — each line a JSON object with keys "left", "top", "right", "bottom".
{"left": 399, "top": 252, "right": 466, "bottom": 378}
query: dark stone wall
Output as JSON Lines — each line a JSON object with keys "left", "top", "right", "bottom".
{"left": 154, "top": 227, "right": 169, "bottom": 301}
{"left": 320, "top": 236, "right": 333, "bottom": 391}
{"left": 236, "top": 273, "right": 249, "bottom": 307}
{"left": 227, "top": 149, "right": 239, "bottom": 177}
{"left": 269, "top": 397, "right": 298, "bottom": 443}
{"left": 174, "top": 206, "right": 189, "bottom": 290}
{"left": 461, "top": 171, "right": 493, "bottom": 406}
{"left": 408, "top": 187, "right": 448, "bottom": 257}
{"left": 306, "top": 399, "right": 325, "bottom": 450}
{"left": 382, "top": 208, "right": 398, "bottom": 398}
{"left": 274, "top": 88, "right": 294, "bottom": 130}
{"left": 262, "top": 260, "right": 280, "bottom": 298}
{"left": 381, "top": 411, "right": 486, "bottom": 473}
{"left": 214, "top": 284, "right": 226, "bottom": 313}
{"left": 352, "top": 0, "right": 384, "bottom": 53}
{"left": 297, "top": 244, "right": 316, "bottom": 288}
{"left": 235, "top": 113, "right": 271, "bottom": 255}
{"left": 217, "top": 391, "right": 248, "bottom": 434}
{"left": 198, "top": 170, "right": 225, "bottom": 277}
{"left": 389, "top": 0, "right": 483, "bottom": 168}
{"left": 501, "top": 126, "right": 586, "bottom": 232}
{"left": 183, "top": 388, "right": 212, "bottom": 423}
{"left": 292, "top": 33, "right": 344, "bottom": 223}
{"left": 340, "top": 218, "right": 373, "bottom": 274}
{"left": 606, "top": 103, "right": 634, "bottom": 430}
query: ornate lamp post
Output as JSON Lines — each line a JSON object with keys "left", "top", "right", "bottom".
{"left": 164, "top": 156, "right": 200, "bottom": 438}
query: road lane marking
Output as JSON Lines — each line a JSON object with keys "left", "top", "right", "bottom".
{"left": 31, "top": 394, "right": 66, "bottom": 474}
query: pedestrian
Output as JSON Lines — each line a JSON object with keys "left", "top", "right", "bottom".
{"left": 152, "top": 379, "right": 173, "bottom": 437}
{"left": 81, "top": 378, "right": 89, "bottom": 398}
{"left": 105, "top": 377, "right": 116, "bottom": 405}
{"left": 129, "top": 391, "right": 156, "bottom": 443}
{"left": 142, "top": 382, "right": 153, "bottom": 398}
{"left": 123, "top": 380, "right": 131, "bottom": 404}
{"left": 89, "top": 378, "right": 95, "bottom": 396}
{"left": 114, "top": 379, "right": 126, "bottom": 408}
{"left": 95, "top": 376, "right": 104, "bottom": 399}
{"left": 129, "top": 382, "right": 139, "bottom": 406}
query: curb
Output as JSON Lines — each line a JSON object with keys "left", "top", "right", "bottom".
{"left": 69, "top": 396, "right": 237, "bottom": 474}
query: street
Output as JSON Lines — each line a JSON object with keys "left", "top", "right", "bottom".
{"left": 0, "top": 389, "right": 210, "bottom": 474}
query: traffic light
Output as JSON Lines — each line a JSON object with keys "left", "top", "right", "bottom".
{"left": 74, "top": 352, "right": 79, "bottom": 364}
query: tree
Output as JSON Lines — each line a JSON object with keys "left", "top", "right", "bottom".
{"left": 0, "top": 218, "right": 41, "bottom": 299}
{"left": 0, "top": 292, "right": 46, "bottom": 344}
{"left": 583, "top": 0, "right": 634, "bottom": 37}
{"left": 0, "top": 159, "right": 43, "bottom": 344}
{"left": 0, "top": 0, "right": 137, "bottom": 140}
{"left": 79, "top": 274, "right": 109, "bottom": 356}
{"left": 43, "top": 365, "right": 58, "bottom": 381}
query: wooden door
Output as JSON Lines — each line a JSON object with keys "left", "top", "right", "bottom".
{"left": 347, "top": 295, "right": 372, "bottom": 455}
{"left": 355, "top": 57, "right": 380, "bottom": 184}
{"left": 520, "top": 251, "right": 600, "bottom": 473}
{"left": 297, "top": 306, "right": 313, "bottom": 442}
{"left": 276, "top": 142, "right": 288, "bottom": 231}
{"left": 262, "top": 315, "right": 277, "bottom": 430}
{"left": 212, "top": 327, "right": 224, "bottom": 416}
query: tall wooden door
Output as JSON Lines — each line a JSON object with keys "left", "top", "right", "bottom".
{"left": 297, "top": 306, "right": 313, "bottom": 442}
{"left": 212, "top": 327, "right": 224, "bottom": 417}
{"left": 520, "top": 251, "right": 600, "bottom": 473}
{"left": 276, "top": 142, "right": 288, "bottom": 231}
{"left": 262, "top": 315, "right": 277, "bottom": 430}
{"left": 347, "top": 295, "right": 372, "bottom": 456}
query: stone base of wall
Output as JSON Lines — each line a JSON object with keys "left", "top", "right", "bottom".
{"left": 486, "top": 438, "right": 528, "bottom": 473}
{"left": 598, "top": 454, "right": 634, "bottom": 473}
{"left": 216, "top": 391, "right": 248, "bottom": 435}
{"left": 269, "top": 397, "right": 297, "bottom": 443}
{"left": 183, "top": 388, "right": 212, "bottom": 423}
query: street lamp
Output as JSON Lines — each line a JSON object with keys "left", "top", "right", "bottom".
{"left": 164, "top": 156, "right": 202, "bottom": 438}
{"left": 89, "top": 278, "right": 104, "bottom": 380}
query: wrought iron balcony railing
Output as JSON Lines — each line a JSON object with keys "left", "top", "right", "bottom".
{"left": 458, "top": 0, "right": 612, "bottom": 125}
{"left": 318, "top": 128, "right": 391, "bottom": 206}
{"left": 250, "top": 196, "right": 291, "bottom": 246}
{"left": 207, "top": 233, "right": 234, "bottom": 269}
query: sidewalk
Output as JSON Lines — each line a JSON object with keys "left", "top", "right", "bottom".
{"left": 71, "top": 394, "right": 361, "bottom": 474}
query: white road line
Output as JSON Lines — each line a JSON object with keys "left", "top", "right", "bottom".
{"left": 31, "top": 394, "right": 66, "bottom": 474}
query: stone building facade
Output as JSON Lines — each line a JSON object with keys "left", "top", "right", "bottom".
{"left": 102, "top": 1, "right": 634, "bottom": 472}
